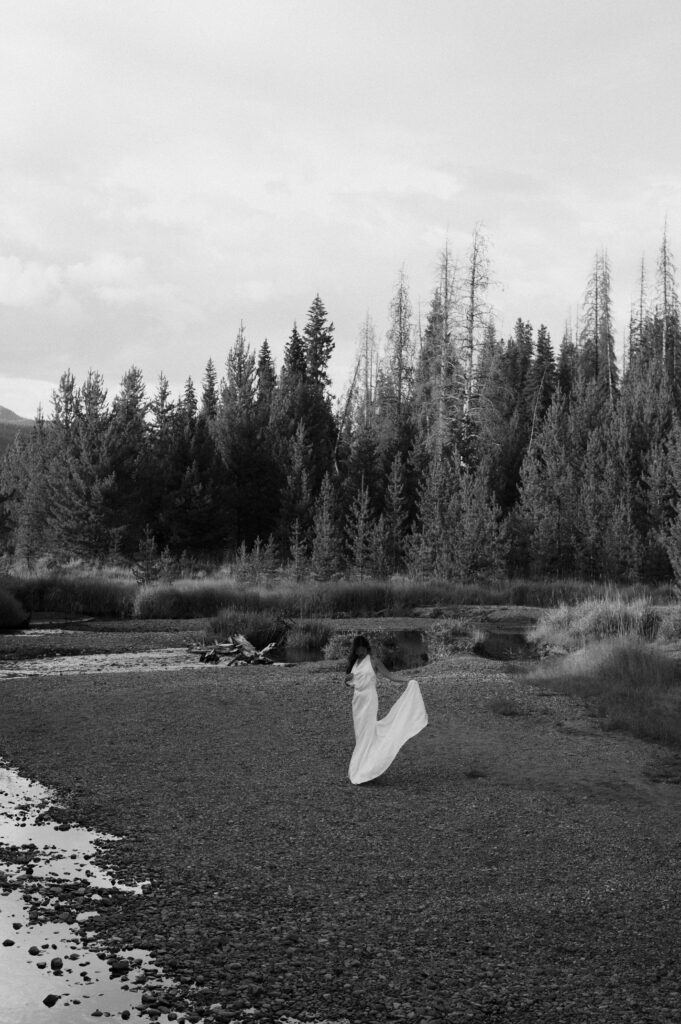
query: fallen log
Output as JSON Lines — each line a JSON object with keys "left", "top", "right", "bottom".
{"left": 189, "top": 634, "right": 279, "bottom": 666}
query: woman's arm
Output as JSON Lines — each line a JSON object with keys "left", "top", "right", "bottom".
{"left": 372, "top": 657, "right": 403, "bottom": 683}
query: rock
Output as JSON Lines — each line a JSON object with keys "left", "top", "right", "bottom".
{"left": 2, "top": 939, "right": 14, "bottom": 947}
{"left": 42, "top": 994, "right": 60, "bottom": 1007}
{"left": 50, "top": 957, "right": 63, "bottom": 971}
{"left": 28, "top": 945, "right": 41, "bottom": 956}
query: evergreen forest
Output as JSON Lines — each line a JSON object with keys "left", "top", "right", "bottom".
{"left": 4, "top": 225, "right": 681, "bottom": 586}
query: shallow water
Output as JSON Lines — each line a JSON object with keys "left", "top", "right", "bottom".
{"left": 0, "top": 762, "right": 180, "bottom": 1023}
{"left": 474, "top": 630, "right": 534, "bottom": 660}
{"left": 0, "top": 647, "right": 202, "bottom": 679}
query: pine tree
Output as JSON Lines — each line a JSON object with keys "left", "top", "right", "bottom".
{"left": 369, "top": 514, "right": 391, "bottom": 579}
{"left": 663, "top": 422, "right": 681, "bottom": 589}
{"left": 414, "top": 243, "right": 463, "bottom": 461}
{"left": 557, "top": 322, "right": 578, "bottom": 400}
{"left": 310, "top": 473, "right": 343, "bottom": 580}
{"left": 299, "top": 297, "right": 337, "bottom": 491}
{"left": 405, "top": 455, "right": 460, "bottom": 579}
{"left": 450, "top": 470, "right": 508, "bottom": 581}
{"left": 303, "top": 295, "right": 335, "bottom": 391}
{"left": 628, "top": 257, "right": 653, "bottom": 372}
{"left": 525, "top": 325, "right": 557, "bottom": 443}
{"left": 356, "top": 313, "right": 378, "bottom": 428}
{"left": 4, "top": 416, "right": 51, "bottom": 567}
{"left": 384, "top": 266, "right": 414, "bottom": 430}
{"left": 256, "top": 340, "right": 277, "bottom": 420}
{"left": 201, "top": 359, "right": 219, "bottom": 419}
{"left": 278, "top": 421, "right": 314, "bottom": 545}
{"left": 345, "top": 481, "right": 375, "bottom": 579}
{"left": 579, "top": 250, "right": 619, "bottom": 406}
{"left": 213, "top": 324, "right": 280, "bottom": 547}
{"left": 655, "top": 222, "right": 681, "bottom": 399}
{"left": 106, "top": 366, "right": 151, "bottom": 554}
{"left": 44, "top": 370, "right": 121, "bottom": 562}
{"left": 384, "top": 454, "right": 409, "bottom": 574}
{"left": 516, "top": 395, "right": 578, "bottom": 577}
{"left": 461, "top": 224, "right": 492, "bottom": 409}
{"left": 288, "top": 518, "right": 309, "bottom": 580}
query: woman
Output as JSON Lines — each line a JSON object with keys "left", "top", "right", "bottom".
{"left": 344, "top": 634, "right": 428, "bottom": 785}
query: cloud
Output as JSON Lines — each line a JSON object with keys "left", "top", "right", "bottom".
{"left": 66, "top": 252, "right": 148, "bottom": 305}
{"left": 0, "top": 255, "right": 62, "bottom": 306}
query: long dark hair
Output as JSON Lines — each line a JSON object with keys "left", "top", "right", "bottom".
{"left": 346, "top": 634, "right": 371, "bottom": 674}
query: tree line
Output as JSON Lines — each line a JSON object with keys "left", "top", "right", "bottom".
{"left": 3, "top": 225, "right": 681, "bottom": 584}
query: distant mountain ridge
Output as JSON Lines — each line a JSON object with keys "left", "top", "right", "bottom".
{"left": 0, "top": 408, "right": 33, "bottom": 457}
{"left": 0, "top": 405, "right": 33, "bottom": 424}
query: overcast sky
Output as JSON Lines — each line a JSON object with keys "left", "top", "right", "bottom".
{"left": 1, "top": 0, "right": 680, "bottom": 418}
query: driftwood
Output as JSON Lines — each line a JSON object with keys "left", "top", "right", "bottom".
{"left": 189, "top": 634, "right": 279, "bottom": 666}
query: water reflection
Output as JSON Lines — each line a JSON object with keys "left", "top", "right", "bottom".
{"left": 0, "top": 762, "right": 178, "bottom": 1023}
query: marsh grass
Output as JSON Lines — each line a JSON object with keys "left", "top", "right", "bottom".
{"left": 3, "top": 573, "right": 137, "bottom": 617}
{"left": 529, "top": 595, "right": 663, "bottom": 653}
{"left": 530, "top": 639, "right": 681, "bottom": 747}
{"left": 285, "top": 619, "right": 332, "bottom": 650}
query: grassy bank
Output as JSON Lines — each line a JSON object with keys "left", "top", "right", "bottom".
{"left": 530, "top": 639, "right": 681, "bottom": 747}
{"left": 529, "top": 595, "right": 681, "bottom": 748}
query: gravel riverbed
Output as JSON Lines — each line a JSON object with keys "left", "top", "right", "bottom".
{"left": 0, "top": 625, "right": 680, "bottom": 1023}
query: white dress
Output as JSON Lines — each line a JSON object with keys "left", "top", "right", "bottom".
{"left": 348, "top": 655, "right": 428, "bottom": 785}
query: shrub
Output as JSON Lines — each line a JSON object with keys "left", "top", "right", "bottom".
{"left": 0, "top": 589, "right": 29, "bottom": 629}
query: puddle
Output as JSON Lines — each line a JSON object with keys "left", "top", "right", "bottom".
{"left": 473, "top": 630, "right": 534, "bottom": 660}
{"left": 0, "top": 761, "right": 186, "bottom": 1023}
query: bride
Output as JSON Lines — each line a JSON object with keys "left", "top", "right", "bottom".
{"left": 344, "top": 634, "right": 428, "bottom": 785}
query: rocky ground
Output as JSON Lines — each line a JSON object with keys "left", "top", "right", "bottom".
{"left": 0, "top": 618, "right": 681, "bottom": 1023}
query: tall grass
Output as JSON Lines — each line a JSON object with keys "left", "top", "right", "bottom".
{"left": 530, "top": 639, "right": 681, "bottom": 747}
{"left": 0, "top": 568, "right": 675, "bottom": 620}
{"left": 1, "top": 573, "right": 137, "bottom": 618}
{"left": 134, "top": 577, "right": 673, "bottom": 621}
{"left": 529, "top": 595, "right": 662, "bottom": 654}
{"left": 285, "top": 619, "right": 333, "bottom": 650}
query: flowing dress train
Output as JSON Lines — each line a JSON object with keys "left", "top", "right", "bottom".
{"left": 348, "top": 655, "right": 428, "bottom": 785}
